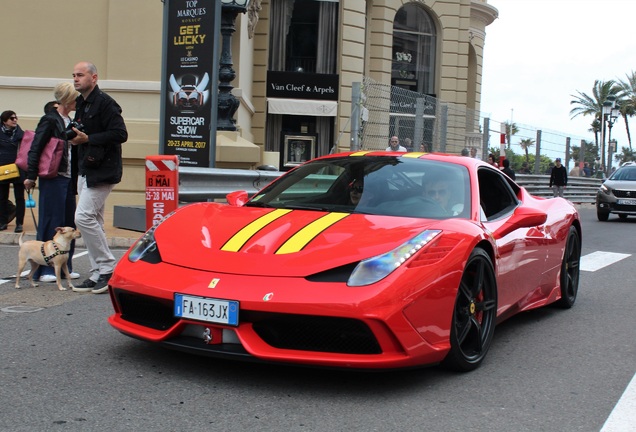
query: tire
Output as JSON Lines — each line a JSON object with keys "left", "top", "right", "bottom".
{"left": 443, "top": 248, "right": 497, "bottom": 372}
{"left": 555, "top": 226, "right": 581, "bottom": 309}
{"left": 597, "top": 209, "right": 609, "bottom": 221}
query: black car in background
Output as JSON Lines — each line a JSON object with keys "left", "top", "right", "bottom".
{"left": 596, "top": 162, "right": 636, "bottom": 221}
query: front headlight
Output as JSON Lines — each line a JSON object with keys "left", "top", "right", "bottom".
{"left": 600, "top": 184, "right": 609, "bottom": 194}
{"left": 347, "top": 230, "right": 441, "bottom": 286}
{"left": 128, "top": 226, "right": 161, "bottom": 263}
{"left": 128, "top": 210, "right": 177, "bottom": 263}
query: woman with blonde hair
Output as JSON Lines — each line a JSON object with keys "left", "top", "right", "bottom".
{"left": 23, "top": 82, "right": 81, "bottom": 283}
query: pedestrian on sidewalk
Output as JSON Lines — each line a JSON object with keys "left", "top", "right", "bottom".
{"left": 549, "top": 157, "right": 567, "bottom": 198}
{"left": 69, "top": 61, "right": 128, "bottom": 294}
{"left": 23, "top": 84, "right": 81, "bottom": 283}
{"left": 501, "top": 158, "right": 516, "bottom": 180}
{"left": 0, "top": 110, "right": 25, "bottom": 232}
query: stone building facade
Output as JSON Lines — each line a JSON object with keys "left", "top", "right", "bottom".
{"left": 0, "top": 0, "right": 497, "bottom": 208}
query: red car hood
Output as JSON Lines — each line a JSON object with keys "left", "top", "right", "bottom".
{"left": 152, "top": 203, "right": 441, "bottom": 277}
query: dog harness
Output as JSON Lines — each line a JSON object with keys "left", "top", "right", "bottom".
{"left": 41, "top": 242, "right": 69, "bottom": 266}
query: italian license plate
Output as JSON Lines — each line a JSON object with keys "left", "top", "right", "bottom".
{"left": 174, "top": 294, "right": 239, "bottom": 326}
{"left": 617, "top": 199, "right": 636, "bottom": 205}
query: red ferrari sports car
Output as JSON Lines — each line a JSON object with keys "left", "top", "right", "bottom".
{"left": 108, "top": 152, "right": 581, "bottom": 371}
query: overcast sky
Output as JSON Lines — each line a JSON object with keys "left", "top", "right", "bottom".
{"left": 480, "top": 0, "right": 636, "bottom": 154}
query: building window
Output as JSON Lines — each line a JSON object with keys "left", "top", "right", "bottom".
{"left": 268, "top": 0, "right": 339, "bottom": 74}
{"left": 391, "top": 4, "right": 437, "bottom": 95}
{"left": 285, "top": 3, "right": 318, "bottom": 72}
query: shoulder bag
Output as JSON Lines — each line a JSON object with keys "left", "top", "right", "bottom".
{"left": 15, "top": 130, "right": 65, "bottom": 179}
{"left": 0, "top": 163, "right": 20, "bottom": 182}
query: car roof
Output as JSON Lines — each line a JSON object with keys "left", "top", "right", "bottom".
{"left": 323, "top": 150, "right": 488, "bottom": 168}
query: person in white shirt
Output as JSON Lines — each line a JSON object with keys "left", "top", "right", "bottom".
{"left": 386, "top": 136, "right": 406, "bottom": 151}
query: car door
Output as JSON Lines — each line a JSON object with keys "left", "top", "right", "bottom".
{"left": 477, "top": 167, "right": 549, "bottom": 317}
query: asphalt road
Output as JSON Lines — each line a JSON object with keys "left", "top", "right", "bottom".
{"left": 0, "top": 206, "right": 634, "bottom": 432}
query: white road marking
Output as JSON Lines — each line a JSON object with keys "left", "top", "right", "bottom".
{"left": 601, "top": 373, "right": 636, "bottom": 432}
{"left": 0, "top": 270, "right": 30, "bottom": 285}
{"left": 1, "top": 252, "right": 89, "bottom": 284}
{"left": 580, "top": 251, "right": 630, "bottom": 272}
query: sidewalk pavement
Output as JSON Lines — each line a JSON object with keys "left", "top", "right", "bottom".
{"left": 0, "top": 207, "right": 142, "bottom": 249}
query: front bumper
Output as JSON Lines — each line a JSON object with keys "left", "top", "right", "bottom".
{"left": 596, "top": 192, "right": 636, "bottom": 215}
{"left": 107, "top": 259, "right": 456, "bottom": 369}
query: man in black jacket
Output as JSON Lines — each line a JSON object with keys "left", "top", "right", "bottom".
{"left": 501, "top": 158, "right": 516, "bottom": 180}
{"left": 69, "top": 61, "right": 128, "bottom": 294}
{"left": 549, "top": 157, "right": 567, "bottom": 198}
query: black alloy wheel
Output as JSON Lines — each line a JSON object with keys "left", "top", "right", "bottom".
{"left": 443, "top": 248, "right": 497, "bottom": 372}
{"left": 555, "top": 225, "right": 581, "bottom": 309}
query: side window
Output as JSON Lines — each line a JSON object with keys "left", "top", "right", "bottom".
{"left": 478, "top": 168, "right": 519, "bottom": 221}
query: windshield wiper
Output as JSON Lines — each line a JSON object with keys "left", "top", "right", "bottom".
{"left": 283, "top": 204, "right": 331, "bottom": 212}
{"left": 244, "top": 201, "right": 275, "bottom": 208}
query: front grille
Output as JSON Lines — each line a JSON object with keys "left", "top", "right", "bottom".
{"left": 614, "top": 189, "right": 636, "bottom": 198}
{"left": 114, "top": 290, "right": 177, "bottom": 330}
{"left": 114, "top": 289, "right": 382, "bottom": 355}
{"left": 251, "top": 314, "right": 382, "bottom": 354}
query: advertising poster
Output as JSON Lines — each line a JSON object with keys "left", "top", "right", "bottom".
{"left": 161, "top": 0, "right": 219, "bottom": 167}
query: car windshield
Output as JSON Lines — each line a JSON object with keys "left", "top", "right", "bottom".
{"left": 610, "top": 166, "right": 636, "bottom": 181}
{"left": 248, "top": 156, "right": 470, "bottom": 219}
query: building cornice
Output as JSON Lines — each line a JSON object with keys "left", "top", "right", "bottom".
{"left": 471, "top": 0, "right": 498, "bottom": 27}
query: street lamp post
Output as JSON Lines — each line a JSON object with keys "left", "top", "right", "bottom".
{"left": 600, "top": 95, "right": 619, "bottom": 175}
{"left": 217, "top": 0, "right": 251, "bottom": 131}
{"left": 606, "top": 100, "right": 620, "bottom": 175}
{"left": 608, "top": 138, "right": 618, "bottom": 174}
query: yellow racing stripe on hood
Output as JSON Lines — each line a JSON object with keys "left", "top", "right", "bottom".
{"left": 276, "top": 212, "right": 349, "bottom": 254}
{"left": 221, "top": 209, "right": 292, "bottom": 252}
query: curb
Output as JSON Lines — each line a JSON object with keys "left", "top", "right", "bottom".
{"left": 0, "top": 232, "right": 137, "bottom": 249}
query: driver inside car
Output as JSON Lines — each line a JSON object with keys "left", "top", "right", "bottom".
{"left": 423, "top": 177, "right": 464, "bottom": 216}
{"left": 424, "top": 179, "right": 451, "bottom": 212}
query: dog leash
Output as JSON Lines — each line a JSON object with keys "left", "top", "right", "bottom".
{"left": 26, "top": 191, "right": 38, "bottom": 231}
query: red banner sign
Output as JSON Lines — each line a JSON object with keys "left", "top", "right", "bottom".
{"left": 146, "top": 155, "right": 179, "bottom": 230}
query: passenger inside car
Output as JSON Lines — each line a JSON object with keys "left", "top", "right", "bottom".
{"left": 348, "top": 178, "right": 363, "bottom": 205}
{"left": 350, "top": 175, "right": 389, "bottom": 208}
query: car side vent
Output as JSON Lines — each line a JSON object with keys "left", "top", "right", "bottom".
{"left": 408, "top": 236, "right": 461, "bottom": 268}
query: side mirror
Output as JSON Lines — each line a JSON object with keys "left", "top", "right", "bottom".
{"left": 226, "top": 190, "right": 249, "bottom": 207}
{"left": 493, "top": 206, "right": 547, "bottom": 239}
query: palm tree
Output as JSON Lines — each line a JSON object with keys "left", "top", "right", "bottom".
{"left": 588, "top": 118, "right": 601, "bottom": 149}
{"left": 502, "top": 122, "right": 519, "bottom": 149}
{"left": 570, "top": 80, "right": 620, "bottom": 169}
{"left": 519, "top": 138, "right": 534, "bottom": 162}
{"left": 614, "top": 146, "right": 636, "bottom": 166}
{"left": 616, "top": 70, "right": 636, "bottom": 150}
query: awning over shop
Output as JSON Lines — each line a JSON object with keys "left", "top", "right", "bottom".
{"left": 267, "top": 98, "right": 338, "bottom": 116}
